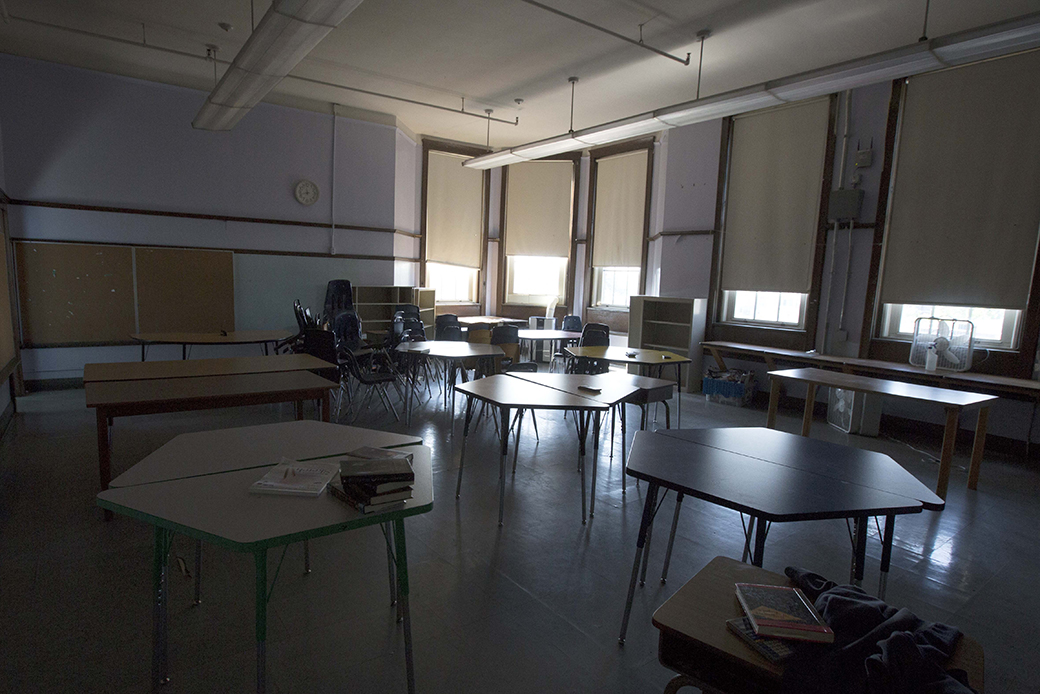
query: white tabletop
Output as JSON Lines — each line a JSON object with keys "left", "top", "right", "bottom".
{"left": 110, "top": 420, "right": 423, "bottom": 488}
{"left": 98, "top": 445, "right": 434, "bottom": 550}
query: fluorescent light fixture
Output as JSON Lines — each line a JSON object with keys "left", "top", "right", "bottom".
{"left": 931, "top": 11, "right": 1040, "bottom": 65}
{"left": 511, "top": 134, "right": 582, "bottom": 160}
{"left": 193, "top": 0, "right": 365, "bottom": 130}
{"left": 656, "top": 85, "right": 784, "bottom": 126}
{"left": 767, "top": 43, "right": 944, "bottom": 101}
{"left": 463, "top": 150, "right": 528, "bottom": 169}
{"left": 573, "top": 114, "right": 667, "bottom": 145}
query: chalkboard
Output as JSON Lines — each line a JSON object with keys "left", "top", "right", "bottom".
{"left": 15, "top": 241, "right": 136, "bottom": 346}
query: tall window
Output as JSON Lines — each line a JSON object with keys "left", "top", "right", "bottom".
{"left": 875, "top": 50, "right": 1040, "bottom": 359}
{"left": 718, "top": 98, "right": 830, "bottom": 332}
{"left": 589, "top": 148, "right": 649, "bottom": 308}
{"left": 424, "top": 148, "right": 485, "bottom": 303}
{"left": 502, "top": 160, "right": 575, "bottom": 306}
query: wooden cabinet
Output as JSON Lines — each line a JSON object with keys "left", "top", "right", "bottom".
{"left": 352, "top": 286, "right": 436, "bottom": 338}
{"left": 628, "top": 296, "right": 706, "bottom": 392}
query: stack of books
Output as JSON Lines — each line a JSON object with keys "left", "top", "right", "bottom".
{"left": 328, "top": 446, "right": 415, "bottom": 514}
{"left": 727, "top": 582, "right": 834, "bottom": 663}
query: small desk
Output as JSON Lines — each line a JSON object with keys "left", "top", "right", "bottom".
{"left": 131, "top": 330, "right": 293, "bottom": 361}
{"left": 767, "top": 367, "right": 998, "bottom": 499}
{"left": 98, "top": 440, "right": 433, "bottom": 694}
{"left": 618, "top": 427, "right": 943, "bottom": 644}
{"left": 517, "top": 329, "right": 581, "bottom": 362}
{"left": 86, "top": 369, "right": 336, "bottom": 500}
{"left": 653, "top": 556, "right": 984, "bottom": 694}
{"left": 456, "top": 315, "right": 527, "bottom": 327}
{"left": 395, "top": 341, "right": 504, "bottom": 421}
{"left": 83, "top": 353, "right": 332, "bottom": 383}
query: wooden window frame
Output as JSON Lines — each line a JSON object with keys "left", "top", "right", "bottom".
{"left": 860, "top": 79, "right": 1040, "bottom": 378}
{"left": 495, "top": 153, "right": 581, "bottom": 323}
{"left": 584, "top": 138, "right": 655, "bottom": 333}
{"left": 420, "top": 139, "right": 490, "bottom": 313}
{"left": 706, "top": 95, "right": 839, "bottom": 351}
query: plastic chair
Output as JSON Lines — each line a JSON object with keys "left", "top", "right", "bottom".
{"left": 570, "top": 323, "right": 610, "bottom": 375}
{"left": 341, "top": 349, "right": 400, "bottom": 423}
{"left": 550, "top": 314, "right": 584, "bottom": 370}
{"left": 439, "top": 323, "right": 462, "bottom": 341}
{"left": 503, "top": 360, "right": 540, "bottom": 443}
{"left": 435, "top": 314, "right": 461, "bottom": 340}
{"left": 323, "top": 280, "right": 354, "bottom": 325}
{"left": 395, "top": 303, "right": 421, "bottom": 319}
{"left": 332, "top": 310, "right": 370, "bottom": 356}
{"left": 490, "top": 325, "right": 520, "bottom": 371}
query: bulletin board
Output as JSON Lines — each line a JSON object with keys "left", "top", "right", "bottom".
{"left": 14, "top": 241, "right": 137, "bottom": 346}
{"left": 135, "top": 247, "right": 235, "bottom": 334}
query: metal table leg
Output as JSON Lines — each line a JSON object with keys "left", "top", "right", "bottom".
{"left": 498, "top": 405, "right": 510, "bottom": 527}
{"left": 619, "top": 481, "right": 660, "bottom": 645}
{"left": 152, "top": 528, "right": 172, "bottom": 690}
{"left": 851, "top": 515, "right": 868, "bottom": 587}
{"left": 751, "top": 516, "right": 768, "bottom": 567}
{"left": 661, "top": 493, "right": 683, "bottom": 584}
{"left": 589, "top": 411, "right": 600, "bottom": 518}
{"left": 393, "top": 518, "right": 417, "bottom": 694}
{"left": 254, "top": 549, "right": 268, "bottom": 694}
{"left": 456, "top": 396, "right": 475, "bottom": 499}
{"left": 879, "top": 514, "right": 894, "bottom": 599}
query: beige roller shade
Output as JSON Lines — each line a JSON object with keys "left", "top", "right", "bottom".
{"left": 591, "top": 149, "right": 648, "bottom": 268}
{"left": 720, "top": 98, "right": 830, "bottom": 293}
{"left": 504, "top": 161, "right": 574, "bottom": 257}
{"left": 426, "top": 150, "right": 484, "bottom": 268}
{"left": 881, "top": 50, "right": 1040, "bottom": 310}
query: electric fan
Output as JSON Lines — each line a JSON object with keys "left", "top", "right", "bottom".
{"left": 908, "top": 317, "right": 974, "bottom": 372}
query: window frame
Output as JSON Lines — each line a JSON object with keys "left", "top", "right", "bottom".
{"left": 584, "top": 139, "right": 655, "bottom": 330}
{"left": 861, "top": 79, "right": 1040, "bottom": 377}
{"left": 420, "top": 139, "right": 490, "bottom": 310}
{"left": 879, "top": 303, "right": 1021, "bottom": 350}
{"left": 706, "top": 97, "right": 838, "bottom": 351}
{"left": 590, "top": 266, "right": 642, "bottom": 309}
{"left": 497, "top": 153, "right": 581, "bottom": 318}
{"left": 720, "top": 289, "right": 809, "bottom": 329}
{"left": 503, "top": 255, "right": 569, "bottom": 307}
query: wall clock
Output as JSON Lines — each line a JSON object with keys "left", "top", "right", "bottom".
{"left": 294, "top": 179, "right": 319, "bottom": 206}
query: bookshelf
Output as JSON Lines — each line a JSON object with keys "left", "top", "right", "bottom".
{"left": 628, "top": 296, "right": 706, "bottom": 392}
{"left": 351, "top": 286, "right": 436, "bottom": 338}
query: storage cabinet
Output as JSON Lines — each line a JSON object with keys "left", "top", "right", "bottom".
{"left": 628, "top": 296, "right": 706, "bottom": 392}
{"left": 352, "top": 286, "right": 436, "bottom": 338}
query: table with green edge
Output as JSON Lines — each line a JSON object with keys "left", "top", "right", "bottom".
{"left": 98, "top": 423, "right": 431, "bottom": 694}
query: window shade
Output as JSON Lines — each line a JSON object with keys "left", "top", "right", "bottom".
{"left": 426, "top": 151, "right": 484, "bottom": 268}
{"left": 881, "top": 50, "right": 1040, "bottom": 310}
{"left": 720, "top": 98, "right": 830, "bottom": 293}
{"left": 504, "top": 161, "right": 574, "bottom": 258}
{"left": 591, "top": 149, "right": 648, "bottom": 268}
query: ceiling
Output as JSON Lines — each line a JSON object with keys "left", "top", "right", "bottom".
{"left": 1, "top": 0, "right": 1038, "bottom": 147}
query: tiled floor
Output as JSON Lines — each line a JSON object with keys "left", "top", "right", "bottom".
{"left": 1, "top": 373, "right": 1038, "bottom": 693}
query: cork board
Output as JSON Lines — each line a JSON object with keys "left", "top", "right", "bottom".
{"left": 135, "top": 247, "right": 235, "bottom": 333}
{"left": 15, "top": 242, "right": 136, "bottom": 346}
{"left": 0, "top": 233, "right": 16, "bottom": 370}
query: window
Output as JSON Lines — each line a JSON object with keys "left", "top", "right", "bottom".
{"left": 722, "top": 290, "right": 806, "bottom": 327}
{"left": 592, "top": 267, "right": 641, "bottom": 308}
{"left": 880, "top": 304, "right": 1021, "bottom": 349}
{"left": 505, "top": 255, "right": 567, "bottom": 305}
{"left": 426, "top": 262, "right": 478, "bottom": 303}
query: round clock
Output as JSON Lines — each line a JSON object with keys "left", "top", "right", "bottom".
{"left": 294, "top": 179, "right": 319, "bottom": 206}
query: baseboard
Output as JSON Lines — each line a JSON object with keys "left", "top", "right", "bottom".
{"left": 24, "top": 377, "right": 84, "bottom": 392}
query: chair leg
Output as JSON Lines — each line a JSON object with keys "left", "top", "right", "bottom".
{"left": 381, "top": 385, "right": 400, "bottom": 421}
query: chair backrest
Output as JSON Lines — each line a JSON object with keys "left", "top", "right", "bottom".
{"left": 323, "top": 280, "right": 354, "bottom": 324}
{"left": 301, "top": 329, "right": 339, "bottom": 365}
{"left": 293, "top": 301, "right": 307, "bottom": 333}
{"left": 561, "top": 314, "right": 582, "bottom": 332}
{"left": 580, "top": 323, "right": 610, "bottom": 347}
{"left": 332, "top": 310, "right": 364, "bottom": 353}
{"left": 435, "top": 313, "right": 459, "bottom": 326}
{"left": 395, "top": 303, "right": 420, "bottom": 318}
{"left": 466, "top": 322, "right": 491, "bottom": 332}
{"left": 490, "top": 325, "right": 519, "bottom": 345}
{"left": 401, "top": 317, "right": 425, "bottom": 340}
{"left": 438, "top": 323, "right": 463, "bottom": 341}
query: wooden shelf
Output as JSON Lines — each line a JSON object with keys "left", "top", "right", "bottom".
{"left": 352, "top": 286, "right": 436, "bottom": 337}
{"left": 629, "top": 296, "right": 706, "bottom": 393}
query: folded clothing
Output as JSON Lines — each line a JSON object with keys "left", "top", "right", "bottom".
{"left": 779, "top": 567, "right": 975, "bottom": 694}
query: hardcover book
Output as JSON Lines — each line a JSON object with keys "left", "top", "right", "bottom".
{"left": 734, "top": 583, "right": 834, "bottom": 643}
{"left": 339, "top": 448, "right": 415, "bottom": 485}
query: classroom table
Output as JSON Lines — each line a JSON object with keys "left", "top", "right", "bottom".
{"left": 565, "top": 345, "right": 692, "bottom": 427}
{"left": 456, "top": 315, "right": 527, "bottom": 326}
{"left": 454, "top": 373, "right": 639, "bottom": 525}
{"left": 617, "top": 427, "right": 944, "bottom": 644}
{"left": 83, "top": 353, "right": 333, "bottom": 383}
{"left": 652, "top": 556, "right": 985, "bottom": 694}
{"left": 98, "top": 437, "right": 433, "bottom": 694}
{"left": 86, "top": 369, "right": 336, "bottom": 506}
{"left": 516, "top": 328, "right": 581, "bottom": 362}
{"left": 767, "top": 367, "right": 998, "bottom": 499}
{"left": 395, "top": 341, "right": 504, "bottom": 422}
{"left": 131, "top": 330, "right": 293, "bottom": 361}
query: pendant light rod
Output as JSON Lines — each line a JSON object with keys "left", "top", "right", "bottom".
{"left": 919, "top": 0, "right": 932, "bottom": 41}
{"left": 568, "top": 76, "right": 578, "bottom": 133}
{"left": 695, "top": 29, "right": 711, "bottom": 99}
{"left": 519, "top": 0, "right": 690, "bottom": 65}
{"left": 485, "top": 109, "right": 493, "bottom": 146}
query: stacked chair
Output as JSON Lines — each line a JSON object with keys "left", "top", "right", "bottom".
{"left": 550, "top": 314, "right": 583, "bottom": 372}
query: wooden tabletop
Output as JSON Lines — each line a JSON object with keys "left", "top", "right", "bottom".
{"left": 517, "top": 330, "right": 582, "bottom": 341}
{"left": 84, "top": 354, "right": 334, "bottom": 383}
{"left": 652, "top": 556, "right": 985, "bottom": 693}
{"left": 457, "top": 316, "right": 527, "bottom": 326}
{"left": 85, "top": 370, "right": 334, "bottom": 409}
{"left": 455, "top": 374, "right": 609, "bottom": 410}
{"left": 396, "top": 341, "right": 504, "bottom": 359}
{"left": 110, "top": 420, "right": 422, "bottom": 488}
{"left": 565, "top": 345, "right": 692, "bottom": 365}
{"left": 769, "top": 367, "right": 998, "bottom": 408}
{"left": 98, "top": 445, "right": 434, "bottom": 551}
{"left": 505, "top": 372, "right": 641, "bottom": 407}
{"left": 131, "top": 330, "right": 293, "bottom": 345}
{"left": 627, "top": 428, "right": 940, "bottom": 521}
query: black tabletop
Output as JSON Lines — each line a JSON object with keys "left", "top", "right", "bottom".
{"left": 626, "top": 428, "right": 943, "bottom": 522}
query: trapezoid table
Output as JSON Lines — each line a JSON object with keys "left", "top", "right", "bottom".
{"left": 131, "top": 330, "right": 293, "bottom": 361}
